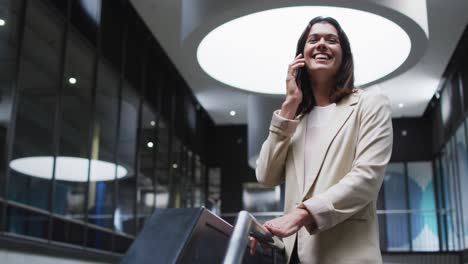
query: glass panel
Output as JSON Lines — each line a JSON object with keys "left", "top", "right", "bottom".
{"left": 51, "top": 217, "right": 84, "bottom": 246}
{"left": 435, "top": 157, "right": 448, "bottom": 251}
{"left": 53, "top": 19, "right": 95, "bottom": 219}
{"left": 442, "top": 138, "right": 459, "bottom": 250}
{"left": 180, "top": 147, "right": 193, "bottom": 208}
{"left": 70, "top": 0, "right": 101, "bottom": 46}
{"left": 243, "top": 182, "right": 281, "bottom": 212}
{"left": 463, "top": 118, "right": 468, "bottom": 249}
{"left": 6, "top": 205, "right": 49, "bottom": 240}
{"left": 87, "top": 59, "right": 118, "bottom": 229}
{"left": 193, "top": 155, "right": 205, "bottom": 207}
{"left": 407, "top": 161, "right": 439, "bottom": 251}
{"left": 170, "top": 137, "right": 182, "bottom": 208}
{"left": 137, "top": 103, "right": 157, "bottom": 229}
{"left": 115, "top": 80, "right": 139, "bottom": 235}
{"left": 155, "top": 118, "right": 170, "bottom": 209}
{"left": 86, "top": 227, "right": 112, "bottom": 251}
{"left": 0, "top": 0, "right": 21, "bottom": 197}
{"left": 449, "top": 138, "right": 462, "bottom": 250}
{"left": 383, "top": 163, "right": 410, "bottom": 251}
{"left": 455, "top": 123, "right": 468, "bottom": 249}
{"left": 49, "top": 0, "right": 68, "bottom": 14}
{"left": 207, "top": 167, "right": 221, "bottom": 216}
{"left": 9, "top": 0, "right": 65, "bottom": 210}
{"left": 100, "top": 0, "right": 123, "bottom": 70}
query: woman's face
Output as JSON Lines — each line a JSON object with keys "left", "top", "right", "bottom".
{"left": 303, "top": 22, "right": 342, "bottom": 77}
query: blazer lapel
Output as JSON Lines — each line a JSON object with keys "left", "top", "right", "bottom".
{"left": 301, "top": 92, "right": 360, "bottom": 199}
{"left": 291, "top": 117, "right": 306, "bottom": 192}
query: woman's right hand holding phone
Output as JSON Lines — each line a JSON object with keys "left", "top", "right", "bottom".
{"left": 280, "top": 54, "right": 305, "bottom": 119}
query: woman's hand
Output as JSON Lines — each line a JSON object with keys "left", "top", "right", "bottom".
{"left": 249, "top": 226, "right": 272, "bottom": 255}
{"left": 264, "top": 208, "right": 312, "bottom": 238}
{"left": 280, "top": 54, "right": 305, "bottom": 119}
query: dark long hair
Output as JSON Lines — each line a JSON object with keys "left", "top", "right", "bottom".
{"left": 295, "top": 16, "right": 355, "bottom": 117}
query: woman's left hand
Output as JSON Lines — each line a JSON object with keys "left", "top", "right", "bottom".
{"left": 263, "top": 208, "right": 312, "bottom": 238}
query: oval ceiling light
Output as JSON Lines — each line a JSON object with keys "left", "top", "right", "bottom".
{"left": 9, "top": 156, "right": 128, "bottom": 182}
{"left": 197, "top": 6, "right": 411, "bottom": 94}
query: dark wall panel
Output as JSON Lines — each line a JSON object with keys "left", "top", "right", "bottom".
{"left": 210, "top": 125, "right": 254, "bottom": 213}
{"left": 391, "top": 118, "right": 433, "bottom": 161}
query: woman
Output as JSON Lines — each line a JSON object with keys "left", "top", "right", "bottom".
{"left": 252, "top": 16, "right": 393, "bottom": 264}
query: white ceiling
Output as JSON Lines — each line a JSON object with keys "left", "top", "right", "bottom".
{"left": 129, "top": 0, "right": 468, "bottom": 125}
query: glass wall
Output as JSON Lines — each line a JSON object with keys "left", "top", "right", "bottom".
{"left": 433, "top": 117, "right": 468, "bottom": 251}
{"left": 0, "top": 0, "right": 211, "bottom": 256}
{"left": 379, "top": 161, "right": 439, "bottom": 252}
{"left": 382, "top": 163, "right": 410, "bottom": 251}
{"left": 407, "top": 162, "right": 439, "bottom": 251}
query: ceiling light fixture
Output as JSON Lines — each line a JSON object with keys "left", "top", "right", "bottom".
{"left": 147, "top": 141, "right": 154, "bottom": 148}
{"left": 230, "top": 110, "right": 236, "bottom": 116}
{"left": 9, "top": 156, "right": 128, "bottom": 182}
{"left": 0, "top": 19, "right": 5, "bottom": 26}
{"left": 197, "top": 6, "right": 411, "bottom": 94}
{"left": 69, "top": 77, "right": 77, "bottom": 84}
{"left": 398, "top": 103, "right": 404, "bottom": 108}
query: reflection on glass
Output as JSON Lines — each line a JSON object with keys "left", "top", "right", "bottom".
{"left": 179, "top": 147, "right": 193, "bottom": 208}
{"left": 383, "top": 163, "right": 410, "bottom": 251}
{"left": 444, "top": 139, "right": 460, "bottom": 250}
{"left": 137, "top": 103, "right": 157, "bottom": 228}
{"left": 156, "top": 118, "right": 170, "bottom": 209}
{"left": 9, "top": 0, "right": 65, "bottom": 211}
{"left": 193, "top": 155, "right": 205, "bottom": 207}
{"left": 434, "top": 158, "right": 448, "bottom": 251}
{"left": 170, "top": 137, "right": 182, "bottom": 208}
{"left": 7, "top": 205, "right": 49, "bottom": 240}
{"left": 242, "top": 182, "right": 281, "bottom": 212}
{"left": 71, "top": 0, "right": 101, "bottom": 45}
{"left": 456, "top": 121, "right": 468, "bottom": 248}
{"left": 115, "top": 80, "right": 139, "bottom": 235}
{"left": 0, "top": 0, "right": 21, "bottom": 195}
{"left": 407, "top": 161, "right": 439, "bottom": 251}
{"left": 207, "top": 167, "right": 221, "bottom": 215}
{"left": 52, "top": 24, "right": 94, "bottom": 219}
{"left": 87, "top": 59, "right": 119, "bottom": 229}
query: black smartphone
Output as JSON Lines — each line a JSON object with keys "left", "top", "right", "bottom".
{"left": 295, "top": 53, "right": 305, "bottom": 92}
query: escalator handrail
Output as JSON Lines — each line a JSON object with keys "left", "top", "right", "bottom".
{"left": 223, "top": 210, "right": 284, "bottom": 264}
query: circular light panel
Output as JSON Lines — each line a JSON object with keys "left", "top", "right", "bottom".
{"left": 197, "top": 6, "right": 411, "bottom": 94}
{"left": 10, "top": 156, "right": 128, "bottom": 182}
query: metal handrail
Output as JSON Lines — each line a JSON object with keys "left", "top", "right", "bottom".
{"left": 223, "top": 210, "right": 284, "bottom": 264}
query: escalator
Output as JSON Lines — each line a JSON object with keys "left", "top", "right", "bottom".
{"left": 121, "top": 208, "right": 286, "bottom": 264}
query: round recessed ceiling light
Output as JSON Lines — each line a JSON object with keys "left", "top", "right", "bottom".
{"left": 69, "top": 77, "right": 77, "bottom": 84}
{"left": 230, "top": 110, "right": 236, "bottom": 116}
{"left": 197, "top": 6, "right": 411, "bottom": 94}
{"left": 0, "top": 19, "right": 5, "bottom": 26}
{"left": 9, "top": 156, "right": 128, "bottom": 182}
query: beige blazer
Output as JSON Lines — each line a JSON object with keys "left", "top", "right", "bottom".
{"left": 256, "top": 89, "right": 393, "bottom": 264}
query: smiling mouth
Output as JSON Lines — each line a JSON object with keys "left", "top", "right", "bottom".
{"left": 313, "top": 54, "right": 331, "bottom": 60}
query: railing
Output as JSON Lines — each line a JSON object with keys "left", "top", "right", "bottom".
{"left": 223, "top": 210, "right": 284, "bottom": 264}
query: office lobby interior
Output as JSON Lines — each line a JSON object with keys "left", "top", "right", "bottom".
{"left": 0, "top": 0, "right": 468, "bottom": 263}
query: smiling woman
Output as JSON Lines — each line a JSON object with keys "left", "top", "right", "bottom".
{"left": 253, "top": 16, "right": 394, "bottom": 263}
{"left": 197, "top": 6, "right": 412, "bottom": 94}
